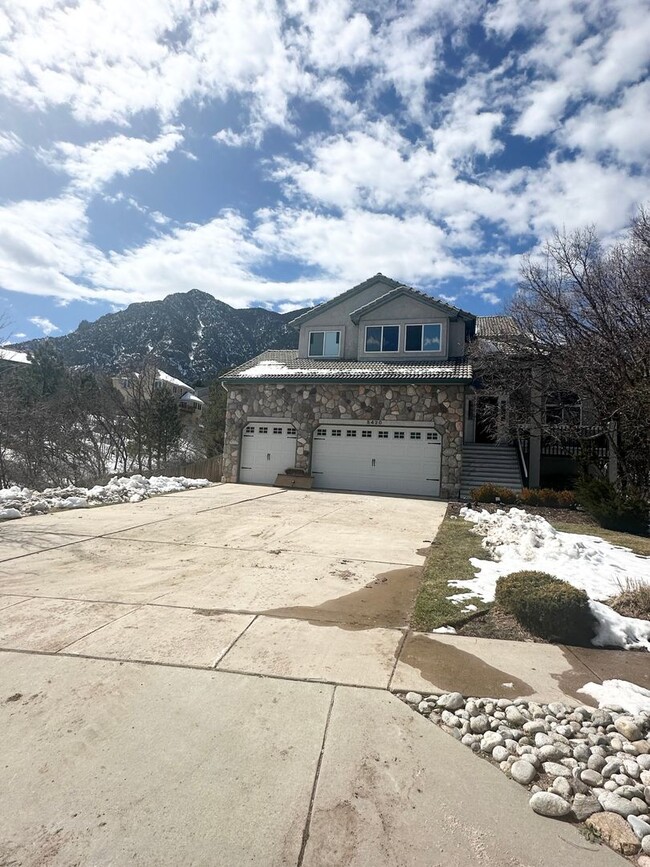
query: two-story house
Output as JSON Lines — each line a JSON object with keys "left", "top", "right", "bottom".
{"left": 221, "top": 274, "right": 480, "bottom": 498}
{"left": 221, "top": 273, "right": 613, "bottom": 498}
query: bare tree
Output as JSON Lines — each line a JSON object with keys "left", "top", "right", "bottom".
{"left": 473, "top": 208, "right": 650, "bottom": 496}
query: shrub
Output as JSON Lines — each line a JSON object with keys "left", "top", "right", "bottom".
{"left": 575, "top": 477, "right": 649, "bottom": 536}
{"left": 520, "top": 488, "right": 577, "bottom": 509}
{"left": 470, "top": 483, "right": 519, "bottom": 504}
{"left": 495, "top": 571, "right": 596, "bottom": 645}
{"left": 606, "top": 579, "right": 650, "bottom": 620}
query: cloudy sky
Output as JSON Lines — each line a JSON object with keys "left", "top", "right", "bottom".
{"left": 1, "top": 0, "right": 649, "bottom": 342}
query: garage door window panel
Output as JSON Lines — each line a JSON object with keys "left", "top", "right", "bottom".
{"left": 365, "top": 325, "right": 399, "bottom": 353}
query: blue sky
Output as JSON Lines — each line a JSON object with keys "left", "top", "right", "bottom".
{"left": 0, "top": 0, "right": 648, "bottom": 343}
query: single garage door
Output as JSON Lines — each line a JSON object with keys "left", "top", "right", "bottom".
{"left": 240, "top": 422, "right": 297, "bottom": 484}
{"left": 311, "top": 424, "right": 441, "bottom": 497}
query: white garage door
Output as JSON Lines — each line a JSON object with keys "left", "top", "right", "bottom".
{"left": 239, "top": 423, "right": 297, "bottom": 485}
{"left": 311, "top": 424, "right": 441, "bottom": 497}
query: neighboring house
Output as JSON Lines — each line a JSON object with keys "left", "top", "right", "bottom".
{"left": 220, "top": 274, "right": 608, "bottom": 499}
{"left": 0, "top": 348, "right": 31, "bottom": 367}
{"left": 113, "top": 368, "right": 204, "bottom": 423}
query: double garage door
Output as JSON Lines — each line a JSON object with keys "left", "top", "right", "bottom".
{"left": 239, "top": 421, "right": 441, "bottom": 497}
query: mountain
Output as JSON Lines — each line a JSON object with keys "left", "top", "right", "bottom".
{"left": 13, "top": 290, "right": 309, "bottom": 384}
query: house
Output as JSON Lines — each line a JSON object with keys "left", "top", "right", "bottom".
{"left": 0, "top": 348, "right": 31, "bottom": 367}
{"left": 113, "top": 367, "right": 204, "bottom": 423}
{"left": 220, "top": 274, "right": 607, "bottom": 499}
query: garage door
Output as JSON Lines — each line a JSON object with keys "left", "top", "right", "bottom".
{"left": 240, "top": 423, "right": 297, "bottom": 484}
{"left": 311, "top": 424, "right": 441, "bottom": 497}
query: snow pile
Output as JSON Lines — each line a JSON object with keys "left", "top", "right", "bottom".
{"left": 453, "top": 507, "right": 650, "bottom": 651}
{"left": 578, "top": 679, "right": 650, "bottom": 714}
{"left": 0, "top": 475, "right": 211, "bottom": 520}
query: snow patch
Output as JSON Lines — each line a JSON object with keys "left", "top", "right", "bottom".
{"left": 431, "top": 625, "right": 457, "bottom": 634}
{"left": 577, "top": 679, "right": 650, "bottom": 714}
{"left": 0, "top": 475, "right": 211, "bottom": 521}
{"left": 455, "top": 507, "right": 650, "bottom": 651}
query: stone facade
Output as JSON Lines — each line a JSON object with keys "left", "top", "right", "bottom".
{"left": 222, "top": 380, "right": 465, "bottom": 499}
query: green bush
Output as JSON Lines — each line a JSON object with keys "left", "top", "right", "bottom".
{"left": 470, "top": 483, "right": 519, "bottom": 504}
{"left": 520, "top": 488, "right": 577, "bottom": 509}
{"left": 575, "top": 477, "right": 649, "bottom": 536}
{"left": 495, "top": 571, "right": 596, "bottom": 645}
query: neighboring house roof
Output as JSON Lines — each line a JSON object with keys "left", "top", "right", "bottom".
{"left": 180, "top": 391, "right": 204, "bottom": 404}
{"left": 222, "top": 350, "right": 473, "bottom": 383}
{"left": 0, "top": 347, "right": 31, "bottom": 364}
{"left": 156, "top": 369, "right": 192, "bottom": 390}
{"left": 348, "top": 286, "right": 475, "bottom": 324}
{"left": 475, "top": 316, "right": 518, "bottom": 337}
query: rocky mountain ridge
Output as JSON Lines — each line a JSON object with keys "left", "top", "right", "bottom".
{"left": 13, "top": 289, "right": 308, "bottom": 384}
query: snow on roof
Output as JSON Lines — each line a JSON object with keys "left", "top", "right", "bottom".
{"left": 0, "top": 347, "right": 31, "bottom": 364}
{"left": 156, "top": 369, "right": 191, "bottom": 389}
{"left": 223, "top": 351, "right": 473, "bottom": 382}
{"left": 180, "top": 391, "right": 204, "bottom": 404}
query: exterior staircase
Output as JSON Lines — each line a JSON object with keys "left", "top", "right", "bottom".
{"left": 460, "top": 443, "right": 523, "bottom": 500}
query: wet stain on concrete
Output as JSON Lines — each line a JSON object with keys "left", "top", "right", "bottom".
{"left": 261, "top": 565, "right": 422, "bottom": 631}
{"left": 398, "top": 633, "right": 534, "bottom": 698}
{"left": 562, "top": 643, "right": 650, "bottom": 690}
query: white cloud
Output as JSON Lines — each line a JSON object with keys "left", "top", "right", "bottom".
{"left": 29, "top": 316, "right": 60, "bottom": 335}
{"left": 39, "top": 128, "right": 184, "bottom": 193}
{"left": 0, "top": 132, "right": 21, "bottom": 158}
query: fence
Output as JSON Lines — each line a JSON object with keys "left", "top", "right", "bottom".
{"left": 166, "top": 455, "right": 223, "bottom": 482}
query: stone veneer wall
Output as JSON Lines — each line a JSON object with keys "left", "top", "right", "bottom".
{"left": 222, "top": 381, "right": 465, "bottom": 499}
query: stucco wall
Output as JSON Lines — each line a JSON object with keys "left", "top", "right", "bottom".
{"left": 222, "top": 381, "right": 465, "bottom": 499}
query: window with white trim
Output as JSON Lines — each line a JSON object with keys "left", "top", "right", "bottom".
{"left": 393, "top": 431, "right": 405, "bottom": 439}
{"left": 331, "top": 429, "right": 342, "bottom": 437}
{"left": 244, "top": 425, "right": 255, "bottom": 434}
{"left": 362, "top": 430, "right": 372, "bottom": 438}
{"left": 316, "top": 428, "right": 326, "bottom": 436}
{"left": 365, "top": 325, "right": 399, "bottom": 353}
{"left": 346, "top": 429, "right": 357, "bottom": 437}
{"left": 287, "top": 427, "right": 297, "bottom": 437}
{"left": 410, "top": 431, "right": 421, "bottom": 439}
{"left": 309, "top": 330, "right": 341, "bottom": 357}
{"left": 378, "top": 430, "right": 389, "bottom": 438}
{"left": 273, "top": 427, "right": 283, "bottom": 434}
{"left": 426, "top": 432, "right": 437, "bottom": 441}
{"left": 258, "top": 426, "right": 268, "bottom": 433}
{"left": 405, "top": 323, "right": 442, "bottom": 352}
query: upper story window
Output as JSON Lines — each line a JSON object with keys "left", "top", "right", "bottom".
{"left": 365, "top": 325, "right": 399, "bottom": 353}
{"left": 545, "top": 392, "right": 582, "bottom": 426}
{"left": 309, "top": 330, "right": 341, "bottom": 357}
{"left": 405, "top": 323, "right": 442, "bottom": 352}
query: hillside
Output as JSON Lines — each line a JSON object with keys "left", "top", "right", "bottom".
{"left": 13, "top": 290, "right": 308, "bottom": 383}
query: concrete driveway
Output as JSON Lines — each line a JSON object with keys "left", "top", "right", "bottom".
{"left": 0, "top": 485, "right": 623, "bottom": 866}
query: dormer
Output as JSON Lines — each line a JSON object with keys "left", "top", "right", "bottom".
{"left": 291, "top": 274, "right": 475, "bottom": 361}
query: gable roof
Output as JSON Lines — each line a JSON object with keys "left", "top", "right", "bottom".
{"left": 221, "top": 350, "right": 472, "bottom": 383}
{"left": 348, "top": 285, "right": 474, "bottom": 324}
{"left": 475, "top": 315, "right": 518, "bottom": 338}
{"left": 288, "top": 273, "right": 475, "bottom": 328}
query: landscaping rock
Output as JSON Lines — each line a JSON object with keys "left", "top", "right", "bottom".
{"left": 585, "top": 812, "right": 640, "bottom": 856}
{"left": 581, "top": 769, "right": 604, "bottom": 787}
{"left": 511, "top": 760, "right": 537, "bottom": 785}
{"left": 480, "top": 732, "right": 504, "bottom": 754}
{"left": 529, "top": 791, "right": 571, "bottom": 818}
{"left": 599, "top": 792, "right": 641, "bottom": 817}
{"left": 439, "top": 692, "right": 464, "bottom": 711}
{"left": 629, "top": 815, "right": 650, "bottom": 840}
{"left": 405, "top": 692, "right": 422, "bottom": 704}
{"left": 643, "top": 836, "right": 650, "bottom": 854}
{"left": 616, "top": 717, "right": 645, "bottom": 742}
{"left": 542, "top": 761, "right": 572, "bottom": 779}
{"left": 571, "top": 794, "right": 602, "bottom": 821}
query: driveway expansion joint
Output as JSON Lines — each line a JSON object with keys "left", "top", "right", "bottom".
{"left": 297, "top": 685, "right": 337, "bottom": 867}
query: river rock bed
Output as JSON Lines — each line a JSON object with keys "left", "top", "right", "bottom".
{"left": 398, "top": 690, "right": 650, "bottom": 861}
